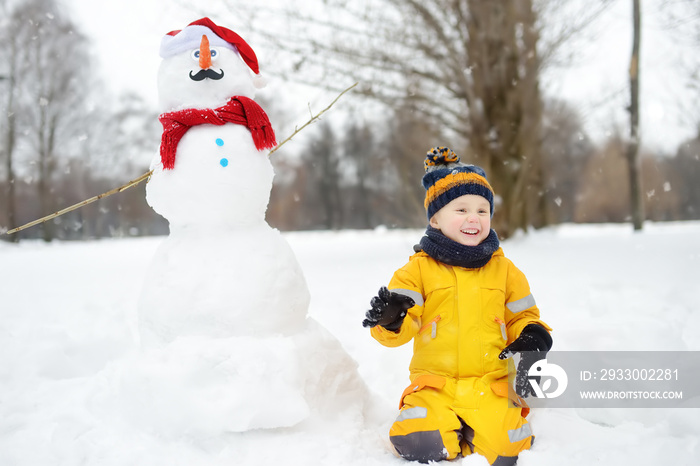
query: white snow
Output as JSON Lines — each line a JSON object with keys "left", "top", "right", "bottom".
{"left": 1, "top": 221, "right": 699, "bottom": 465}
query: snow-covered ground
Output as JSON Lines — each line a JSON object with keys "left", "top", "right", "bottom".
{"left": 1, "top": 221, "right": 699, "bottom": 465}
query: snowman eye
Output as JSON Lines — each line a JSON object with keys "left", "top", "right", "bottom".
{"left": 190, "top": 49, "right": 218, "bottom": 61}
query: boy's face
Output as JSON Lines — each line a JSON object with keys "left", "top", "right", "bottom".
{"left": 429, "top": 194, "right": 491, "bottom": 246}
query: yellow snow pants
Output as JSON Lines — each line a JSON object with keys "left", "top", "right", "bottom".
{"left": 389, "top": 374, "right": 533, "bottom": 465}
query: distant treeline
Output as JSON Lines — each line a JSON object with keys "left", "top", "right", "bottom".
{"left": 3, "top": 108, "right": 699, "bottom": 242}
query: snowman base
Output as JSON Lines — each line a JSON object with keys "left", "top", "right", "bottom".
{"left": 114, "top": 319, "right": 367, "bottom": 438}
{"left": 137, "top": 225, "right": 312, "bottom": 344}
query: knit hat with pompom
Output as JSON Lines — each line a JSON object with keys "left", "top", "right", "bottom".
{"left": 422, "top": 146, "right": 494, "bottom": 220}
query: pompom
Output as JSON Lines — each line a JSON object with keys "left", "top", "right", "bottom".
{"left": 424, "top": 146, "right": 459, "bottom": 171}
{"left": 253, "top": 73, "right": 267, "bottom": 89}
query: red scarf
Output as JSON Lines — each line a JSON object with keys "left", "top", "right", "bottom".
{"left": 158, "top": 96, "right": 277, "bottom": 170}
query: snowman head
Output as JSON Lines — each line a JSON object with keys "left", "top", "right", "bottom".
{"left": 157, "top": 18, "right": 266, "bottom": 112}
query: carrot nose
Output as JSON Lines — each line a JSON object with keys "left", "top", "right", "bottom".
{"left": 199, "top": 35, "right": 212, "bottom": 69}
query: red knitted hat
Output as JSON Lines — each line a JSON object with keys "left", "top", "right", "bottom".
{"left": 160, "top": 17, "right": 260, "bottom": 75}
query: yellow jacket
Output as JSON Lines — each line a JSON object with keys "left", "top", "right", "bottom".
{"left": 371, "top": 248, "right": 551, "bottom": 383}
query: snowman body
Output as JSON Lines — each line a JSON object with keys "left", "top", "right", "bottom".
{"left": 140, "top": 123, "right": 309, "bottom": 345}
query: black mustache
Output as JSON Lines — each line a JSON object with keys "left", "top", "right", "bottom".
{"left": 189, "top": 68, "right": 225, "bottom": 81}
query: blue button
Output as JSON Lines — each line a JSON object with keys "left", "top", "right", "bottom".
{"left": 215, "top": 138, "right": 224, "bottom": 146}
{"left": 220, "top": 158, "right": 229, "bottom": 167}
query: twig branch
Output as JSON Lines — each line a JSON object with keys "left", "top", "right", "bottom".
{"left": 268, "top": 81, "right": 358, "bottom": 156}
{"left": 3, "top": 170, "right": 154, "bottom": 236}
{"left": 2, "top": 82, "right": 358, "bottom": 236}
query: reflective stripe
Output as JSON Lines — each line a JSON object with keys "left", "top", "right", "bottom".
{"left": 396, "top": 406, "right": 428, "bottom": 422}
{"left": 492, "top": 456, "right": 519, "bottom": 466}
{"left": 390, "top": 288, "right": 424, "bottom": 307}
{"left": 390, "top": 430, "right": 447, "bottom": 462}
{"left": 419, "top": 315, "right": 442, "bottom": 336}
{"left": 506, "top": 294, "right": 536, "bottom": 313}
{"left": 507, "top": 423, "right": 532, "bottom": 443}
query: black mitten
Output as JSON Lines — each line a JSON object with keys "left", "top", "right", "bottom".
{"left": 362, "top": 287, "right": 415, "bottom": 332}
{"left": 498, "top": 324, "right": 553, "bottom": 397}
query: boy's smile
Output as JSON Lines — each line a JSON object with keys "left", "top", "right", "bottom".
{"left": 429, "top": 194, "right": 491, "bottom": 246}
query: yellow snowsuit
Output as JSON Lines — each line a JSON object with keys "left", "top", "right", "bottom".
{"left": 371, "top": 248, "right": 551, "bottom": 464}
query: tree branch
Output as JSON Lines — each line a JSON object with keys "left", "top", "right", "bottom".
{"left": 2, "top": 170, "right": 153, "bottom": 236}
{"left": 270, "top": 82, "right": 357, "bottom": 155}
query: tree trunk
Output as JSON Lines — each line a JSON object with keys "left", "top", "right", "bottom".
{"left": 627, "top": 0, "right": 644, "bottom": 230}
{"left": 37, "top": 106, "right": 56, "bottom": 242}
{"left": 2, "top": 36, "right": 19, "bottom": 242}
{"left": 3, "top": 95, "right": 18, "bottom": 243}
{"left": 465, "top": 0, "right": 544, "bottom": 238}
{"left": 4, "top": 116, "right": 18, "bottom": 243}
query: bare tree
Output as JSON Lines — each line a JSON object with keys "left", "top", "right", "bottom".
{"left": 385, "top": 96, "right": 442, "bottom": 227}
{"left": 461, "top": 1, "right": 545, "bottom": 235}
{"left": 4, "top": 0, "right": 94, "bottom": 241}
{"left": 0, "top": 0, "right": 19, "bottom": 242}
{"left": 575, "top": 131, "right": 684, "bottom": 223}
{"left": 626, "top": 0, "right": 644, "bottom": 230}
{"left": 641, "top": 155, "right": 682, "bottom": 222}
{"left": 216, "top": 0, "right": 613, "bottom": 236}
{"left": 343, "top": 120, "right": 374, "bottom": 228}
{"left": 305, "top": 121, "right": 344, "bottom": 229}
{"left": 673, "top": 133, "right": 700, "bottom": 220}
{"left": 541, "top": 98, "right": 595, "bottom": 224}
{"left": 0, "top": 1, "right": 172, "bottom": 240}
{"left": 574, "top": 133, "right": 630, "bottom": 223}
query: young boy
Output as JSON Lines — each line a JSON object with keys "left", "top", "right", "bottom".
{"left": 363, "top": 147, "right": 552, "bottom": 465}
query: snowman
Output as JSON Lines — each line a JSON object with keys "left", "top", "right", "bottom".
{"left": 127, "top": 18, "right": 367, "bottom": 437}
{"left": 140, "top": 18, "right": 308, "bottom": 343}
